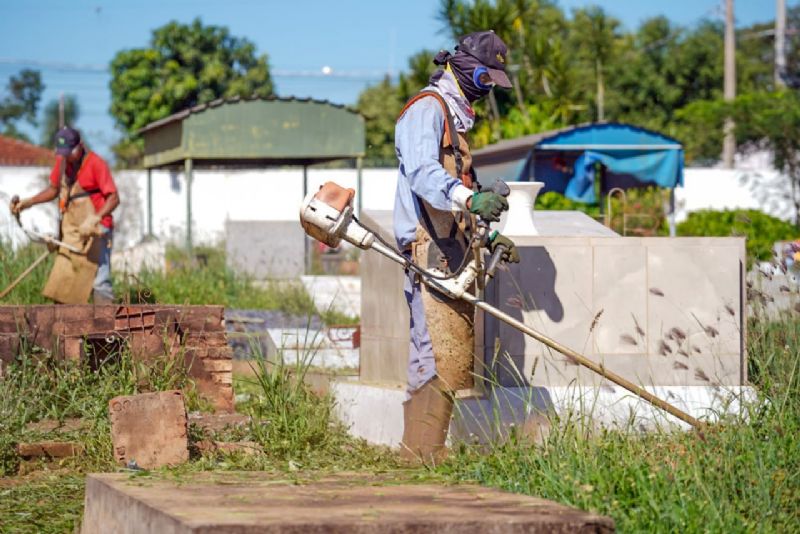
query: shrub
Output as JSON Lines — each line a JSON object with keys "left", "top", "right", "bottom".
{"left": 677, "top": 209, "right": 798, "bottom": 263}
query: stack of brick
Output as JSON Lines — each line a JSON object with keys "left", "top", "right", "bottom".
{"left": 0, "top": 305, "right": 233, "bottom": 412}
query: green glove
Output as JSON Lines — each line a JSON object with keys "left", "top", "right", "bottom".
{"left": 468, "top": 192, "right": 508, "bottom": 222}
{"left": 488, "top": 231, "right": 520, "bottom": 263}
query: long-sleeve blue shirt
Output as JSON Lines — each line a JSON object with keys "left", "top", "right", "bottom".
{"left": 393, "top": 95, "right": 473, "bottom": 248}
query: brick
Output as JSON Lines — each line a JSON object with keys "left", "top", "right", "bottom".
{"left": 17, "top": 441, "right": 84, "bottom": 458}
{"left": 202, "top": 359, "right": 232, "bottom": 373}
{"left": 109, "top": 390, "right": 189, "bottom": 469}
{"left": 25, "top": 418, "right": 88, "bottom": 434}
{"left": 211, "top": 372, "right": 233, "bottom": 385}
{"left": 195, "top": 440, "right": 260, "bottom": 456}
{"left": 187, "top": 412, "right": 250, "bottom": 433}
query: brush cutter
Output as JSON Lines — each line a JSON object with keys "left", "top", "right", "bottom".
{"left": 299, "top": 181, "right": 706, "bottom": 430}
{"left": 0, "top": 195, "right": 82, "bottom": 300}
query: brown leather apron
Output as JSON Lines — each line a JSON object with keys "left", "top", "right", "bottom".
{"left": 400, "top": 92, "right": 476, "bottom": 392}
{"left": 42, "top": 181, "right": 103, "bottom": 304}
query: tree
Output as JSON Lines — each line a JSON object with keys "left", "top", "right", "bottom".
{"left": 0, "top": 69, "right": 43, "bottom": 142}
{"left": 570, "top": 6, "right": 621, "bottom": 122}
{"left": 40, "top": 95, "right": 80, "bottom": 146}
{"left": 728, "top": 91, "right": 800, "bottom": 226}
{"left": 109, "top": 18, "right": 274, "bottom": 166}
{"left": 357, "top": 76, "right": 403, "bottom": 165}
{"left": 397, "top": 50, "right": 437, "bottom": 102}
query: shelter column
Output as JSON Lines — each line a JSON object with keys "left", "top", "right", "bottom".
{"left": 185, "top": 158, "right": 193, "bottom": 250}
{"left": 146, "top": 168, "right": 153, "bottom": 237}
{"left": 303, "top": 164, "right": 308, "bottom": 273}
{"left": 356, "top": 157, "right": 363, "bottom": 215}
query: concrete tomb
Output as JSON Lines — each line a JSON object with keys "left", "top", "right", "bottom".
{"left": 342, "top": 206, "right": 751, "bottom": 446}
{"left": 81, "top": 472, "right": 614, "bottom": 533}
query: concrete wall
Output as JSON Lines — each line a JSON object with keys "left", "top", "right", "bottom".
{"left": 0, "top": 166, "right": 398, "bottom": 250}
{"left": 358, "top": 211, "right": 409, "bottom": 384}
{"left": 2, "top": 158, "right": 794, "bottom": 252}
{"left": 225, "top": 220, "right": 305, "bottom": 279}
{"left": 359, "top": 211, "right": 746, "bottom": 389}
{"left": 482, "top": 236, "right": 746, "bottom": 388}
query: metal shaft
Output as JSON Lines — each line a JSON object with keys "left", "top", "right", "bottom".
{"left": 369, "top": 237, "right": 705, "bottom": 430}
{"left": 464, "top": 295, "right": 705, "bottom": 430}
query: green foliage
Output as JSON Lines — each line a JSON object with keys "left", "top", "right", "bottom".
{"left": 109, "top": 18, "right": 274, "bottom": 166}
{"left": 39, "top": 95, "right": 80, "bottom": 147}
{"left": 0, "top": 69, "right": 44, "bottom": 141}
{"left": 677, "top": 209, "right": 798, "bottom": 263}
{"left": 357, "top": 2, "right": 798, "bottom": 162}
{"left": 115, "top": 245, "right": 317, "bottom": 314}
{"left": 536, "top": 187, "right": 669, "bottom": 236}
{"left": 536, "top": 191, "right": 599, "bottom": 215}
{"left": 356, "top": 76, "right": 403, "bottom": 165}
{"left": 0, "top": 349, "right": 197, "bottom": 477}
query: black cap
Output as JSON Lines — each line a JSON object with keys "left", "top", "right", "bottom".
{"left": 456, "top": 31, "right": 512, "bottom": 88}
{"left": 54, "top": 127, "right": 81, "bottom": 156}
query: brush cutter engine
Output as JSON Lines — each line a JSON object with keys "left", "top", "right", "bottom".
{"left": 299, "top": 182, "right": 480, "bottom": 299}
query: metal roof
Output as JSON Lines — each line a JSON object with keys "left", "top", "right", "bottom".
{"left": 0, "top": 135, "right": 55, "bottom": 167}
{"left": 140, "top": 95, "right": 366, "bottom": 168}
{"left": 472, "top": 122, "right": 683, "bottom": 168}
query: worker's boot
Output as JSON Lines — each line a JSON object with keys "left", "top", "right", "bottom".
{"left": 400, "top": 377, "right": 454, "bottom": 466}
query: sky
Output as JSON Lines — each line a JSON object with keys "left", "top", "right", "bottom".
{"left": 0, "top": 0, "right": 793, "bottom": 160}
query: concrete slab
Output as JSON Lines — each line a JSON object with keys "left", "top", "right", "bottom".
{"left": 81, "top": 472, "right": 614, "bottom": 533}
{"left": 301, "top": 275, "right": 361, "bottom": 319}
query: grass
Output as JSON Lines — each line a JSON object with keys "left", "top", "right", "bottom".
{"left": 0, "top": 339, "right": 398, "bottom": 533}
{"left": 440, "top": 315, "right": 800, "bottom": 532}
{"left": 1, "top": 240, "right": 798, "bottom": 532}
{"left": 0, "top": 243, "right": 54, "bottom": 305}
{"left": 0, "top": 242, "right": 358, "bottom": 325}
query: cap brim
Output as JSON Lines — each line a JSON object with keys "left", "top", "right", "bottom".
{"left": 55, "top": 147, "right": 72, "bottom": 156}
{"left": 487, "top": 68, "right": 512, "bottom": 89}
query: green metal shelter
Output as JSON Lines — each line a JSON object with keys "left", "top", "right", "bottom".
{"left": 139, "top": 95, "right": 366, "bottom": 248}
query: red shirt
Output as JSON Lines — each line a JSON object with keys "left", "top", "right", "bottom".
{"left": 49, "top": 152, "right": 117, "bottom": 229}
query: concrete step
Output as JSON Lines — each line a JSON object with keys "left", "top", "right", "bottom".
{"left": 81, "top": 472, "right": 614, "bottom": 533}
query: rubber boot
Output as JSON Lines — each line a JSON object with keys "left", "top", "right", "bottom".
{"left": 400, "top": 377, "right": 454, "bottom": 466}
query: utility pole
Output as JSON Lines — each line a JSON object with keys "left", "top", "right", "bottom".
{"left": 58, "top": 93, "right": 65, "bottom": 128}
{"left": 722, "top": 0, "right": 736, "bottom": 169}
{"left": 776, "top": 0, "right": 787, "bottom": 88}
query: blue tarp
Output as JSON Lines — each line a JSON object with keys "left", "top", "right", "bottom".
{"left": 472, "top": 123, "right": 684, "bottom": 204}
{"left": 564, "top": 148, "right": 685, "bottom": 203}
{"left": 541, "top": 123, "right": 684, "bottom": 204}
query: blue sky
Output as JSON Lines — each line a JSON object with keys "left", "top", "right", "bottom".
{"left": 0, "top": 0, "right": 791, "bottom": 159}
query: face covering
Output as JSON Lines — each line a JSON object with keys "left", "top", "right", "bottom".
{"left": 447, "top": 50, "right": 492, "bottom": 102}
{"left": 430, "top": 50, "right": 493, "bottom": 103}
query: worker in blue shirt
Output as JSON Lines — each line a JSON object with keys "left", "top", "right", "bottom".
{"left": 394, "top": 30, "right": 520, "bottom": 464}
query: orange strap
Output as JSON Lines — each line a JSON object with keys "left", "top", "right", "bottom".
{"left": 397, "top": 92, "right": 455, "bottom": 148}
{"left": 397, "top": 92, "right": 471, "bottom": 188}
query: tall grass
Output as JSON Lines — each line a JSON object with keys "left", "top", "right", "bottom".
{"left": 441, "top": 315, "right": 800, "bottom": 532}
{"left": 0, "top": 243, "right": 54, "bottom": 305}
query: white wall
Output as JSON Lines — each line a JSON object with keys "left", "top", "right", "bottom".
{"left": 0, "top": 166, "right": 398, "bottom": 249}
{"left": 1, "top": 154, "right": 794, "bottom": 250}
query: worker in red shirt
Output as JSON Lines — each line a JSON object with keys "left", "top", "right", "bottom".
{"left": 10, "top": 127, "right": 120, "bottom": 303}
